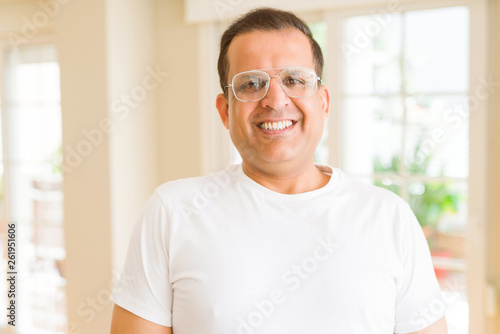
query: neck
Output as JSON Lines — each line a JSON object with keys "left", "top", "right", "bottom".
{"left": 241, "top": 161, "right": 330, "bottom": 194}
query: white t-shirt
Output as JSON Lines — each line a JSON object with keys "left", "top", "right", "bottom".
{"left": 110, "top": 164, "right": 445, "bottom": 333}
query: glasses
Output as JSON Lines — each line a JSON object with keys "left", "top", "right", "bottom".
{"left": 225, "top": 67, "right": 321, "bottom": 102}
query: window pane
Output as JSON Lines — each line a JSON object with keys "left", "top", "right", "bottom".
{"left": 3, "top": 44, "right": 66, "bottom": 333}
{"left": 342, "top": 13, "right": 402, "bottom": 95}
{"left": 408, "top": 180, "right": 468, "bottom": 333}
{"left": 408, "top": 181, "right": 467, "bottom": 256}
{"left": 404, "top": 95, "right": 469, "bottom": 178}
{"left": 340, "top": 7, "right": 470, "bottom": 334}
{"left": 342, "top": 97, "right": 403, "bottom": 175}
{"left": 8, "top": 61, "right": 59, "bottom": 105}
{"left": 404, "top": 7, "right": 469, "bottom": 94}
{"left": 7, "top": 105, "right": 62, "bottom": 163}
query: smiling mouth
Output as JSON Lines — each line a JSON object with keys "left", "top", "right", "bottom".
{"left": 258, "top": 120, "right": 295, "bottom": 131}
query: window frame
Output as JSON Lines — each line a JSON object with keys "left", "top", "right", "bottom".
{"left": 323, "top": 1, "right": 489, "bottom": 333}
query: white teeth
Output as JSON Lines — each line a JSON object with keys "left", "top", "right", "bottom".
{"left": 259, "top": 120, "right": 294, "bottom": 131}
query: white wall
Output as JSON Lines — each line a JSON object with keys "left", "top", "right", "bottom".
{"left": 55, "top": 0, "right": 113, "bottom": 332}
{"left": 0, "top": 0, "right": 201, "bottom": 332}
{"left": 156, "top": 0, "right": 202, "bottom": 182}
{"left": 489, "top": 0, "right": 500, "bottom": 332}
{"left": 106, "top": 0, "right": 159, "bottom": 277}
{"left": 56, "top": 0, "right": 159, "bottom": 332}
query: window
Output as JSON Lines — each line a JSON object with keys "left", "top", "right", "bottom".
{"left": 335, "top": 6, "right": 472, "bottom": 334}
{"left": 0, "top": 44, "right": 66, "bottom": 333}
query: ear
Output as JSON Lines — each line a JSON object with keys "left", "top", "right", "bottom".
{"left": 216, "top": 93, "right": 230, "bottom": 130}
{"left": 318, "top": 85, "right": 330, "bottom": 121}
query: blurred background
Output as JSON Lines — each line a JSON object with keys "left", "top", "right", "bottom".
{"left": 0, "top": 0, "right": 498, "bottom": 333}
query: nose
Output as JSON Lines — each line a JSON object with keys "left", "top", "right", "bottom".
{"left": 260, "top": 76, "right": 290, "bottom": 110}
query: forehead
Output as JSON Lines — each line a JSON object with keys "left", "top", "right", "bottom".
{"left": 227, "top": 29, "right": 314, "bottom": 79}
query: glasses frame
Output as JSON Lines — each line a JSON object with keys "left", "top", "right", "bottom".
{"left": 225, "top": 66, "right": 322, "bottom": 102}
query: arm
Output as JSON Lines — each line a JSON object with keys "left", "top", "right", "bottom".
{"left": 110, "top": 304, "right": 172, "bottom": 334}
{"left": 401, "top": 316, "right": 447, "bottom": 334}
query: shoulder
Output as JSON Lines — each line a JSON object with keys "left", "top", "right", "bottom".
{"left": 153, "top": 165, "right": 240, "bottom": 207}
{"left": 332, "top": 168, "right": 413, "bottom": 219}
{"left": 336, "top": 168, "right": 405, "bottom": 202}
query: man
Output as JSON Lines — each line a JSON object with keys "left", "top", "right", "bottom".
{"left": 110, "top": 8, "right": 447, "bottom": 334}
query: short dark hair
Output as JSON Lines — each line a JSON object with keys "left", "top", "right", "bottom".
{"left": 217, "top": 7, "right": 324, "bottom": 96}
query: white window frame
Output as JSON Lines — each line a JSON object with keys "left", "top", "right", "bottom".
{"left": 324, "top": 2, "right": 489, "bottom": 333}
{"left": 198, "top": 0, "right": 490, "bottom": 332}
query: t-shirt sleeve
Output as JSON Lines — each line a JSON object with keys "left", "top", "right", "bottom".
{"left": 110, "top": 191, "right": 173, "bottom": 327}
{"left": 394, "top": 202, "right": 447, "bottom": 333}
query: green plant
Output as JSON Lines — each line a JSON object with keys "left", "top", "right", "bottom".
{"left": 408, "top": 182, "right": 459, "bottom": 229}
{"left": 373, "top": 136, "right": 460, "bottom": 228}
{"left": 50, "top": 143, "right": 63, "bottom": 175}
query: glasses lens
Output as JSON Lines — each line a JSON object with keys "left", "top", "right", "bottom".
{"left": 279, "top": 67, "right": 318, "bottom": 98}
{"left": 232, "top": 71, "right": 269, "bottom": 101}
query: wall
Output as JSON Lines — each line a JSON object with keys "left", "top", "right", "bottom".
{"left": 156, "top": 0, "right": 202, "bottom": 182}
{"left": 0, "top": 0, "right": 200, "bottom": 332}
{"left": 56, "top": 0, "right": 113, "bottom": 333}
{"left": 56, "top": 0, "right": 159, "bottom": 332}
{"left": 489, "top": 0, "right": 500, "bottom": 332}
{"left": 0, "top": 1, "right": 41, "bottom": 38}
{"left": 106, "top": 0, "right": 159, "bottom": 277}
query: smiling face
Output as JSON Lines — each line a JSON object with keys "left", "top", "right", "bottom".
{"left": 216, "top": 29, "right": 330, "bottom": 175}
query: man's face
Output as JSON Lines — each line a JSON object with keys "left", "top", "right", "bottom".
{"left": 216, "top": 29, "right": 330, "bottom": 171}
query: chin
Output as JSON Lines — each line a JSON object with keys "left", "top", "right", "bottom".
{"left": 259, "top": 150, "right": 296, "bottom": 164}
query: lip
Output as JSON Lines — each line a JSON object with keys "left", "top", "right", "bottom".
{"left": 257, "top": 118, "right": 296, "bottom": 124}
